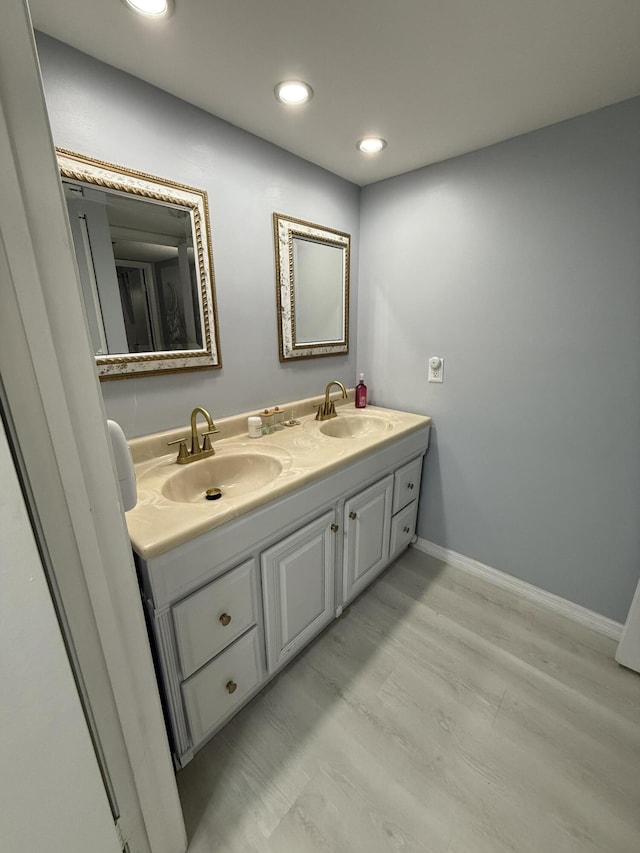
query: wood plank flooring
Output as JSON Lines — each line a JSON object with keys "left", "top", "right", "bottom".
{"left": 177, "top": 549, "right": 640, "bottom": 853}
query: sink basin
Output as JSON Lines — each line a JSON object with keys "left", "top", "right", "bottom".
{"left": 319, "top": 415, "right": 392, "bottom": 439}
{"left": 161, "top": 450, "right": 283, "bottom": 503}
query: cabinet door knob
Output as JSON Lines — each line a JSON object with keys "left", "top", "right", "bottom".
{"left": 407, "top": 482, "right": 414, "bottom": 490}
{"left": 330, "top": 523, "right": 339, "bottom": 532}
{"left": 219, "top": 613, "right": 231, "bottom": 627}
{"left": 349, "top": 511, "right": 357, "bottom": 520}
{"left": 226, "top": 680, "right": 237, "bottom": 695}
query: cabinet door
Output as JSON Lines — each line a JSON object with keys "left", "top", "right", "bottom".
{"left": 261, "top": 510, "right": 336, "bottom": 672}
{"left": 343, "top": 475, "right": 393, "bottom": 604}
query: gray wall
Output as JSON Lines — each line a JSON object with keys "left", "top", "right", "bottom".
{"left": 359, "top": 98, "right": 640, "bottom": 623}
{"left": 36, "top": 34, "right": 360, "bottom": 437}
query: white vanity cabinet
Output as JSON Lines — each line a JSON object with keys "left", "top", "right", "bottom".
{"left": 135, "top": 422, "right": 429, "bottom": 767}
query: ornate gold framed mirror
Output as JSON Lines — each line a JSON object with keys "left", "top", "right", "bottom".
{"left": 57, "top": 149, "right": 221, "bottom": 379}
{"left": 273, "top": 213, "right": 350, "bottom": 361}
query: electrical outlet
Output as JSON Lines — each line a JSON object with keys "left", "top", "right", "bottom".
{"left": 428, "top": 356, "right": 444, "bottom": 383}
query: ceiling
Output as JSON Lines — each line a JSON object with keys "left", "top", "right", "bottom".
{"left": 29, "top": 0, "right": 640, "bottom": 186}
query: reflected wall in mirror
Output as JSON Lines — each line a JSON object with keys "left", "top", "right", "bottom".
{"left": 57, "top": 149, "right": 221, "bottom": 379}
{"left": 273, "top": 213, "right": 350, "bottom": 361}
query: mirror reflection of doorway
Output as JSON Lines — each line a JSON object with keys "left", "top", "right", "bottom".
{"left": 115, "top": 261, "right": 161, "bottom": 353}
{"left": 62, "top": 172, "right": 206, "bottom": 358}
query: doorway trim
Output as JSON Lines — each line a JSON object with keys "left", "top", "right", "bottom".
{"left": 0, "top": 4, "right": 186, "bottom": 852}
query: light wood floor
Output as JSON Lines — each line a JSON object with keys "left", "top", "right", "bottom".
{"left": 177, "top": 549, "right": 640, "bottom": 853}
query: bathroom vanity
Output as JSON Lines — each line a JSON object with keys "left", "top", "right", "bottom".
{"left": 127, "top": 393, "right": 431, "bottom": 767}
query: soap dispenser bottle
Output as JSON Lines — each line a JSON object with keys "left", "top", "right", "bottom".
{"left": 355, "top": 373, "right": 367, "bottom": 408}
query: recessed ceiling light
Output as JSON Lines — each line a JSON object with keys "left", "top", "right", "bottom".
{"left": 275, "top": 81, "right": 313, "bottom": 106}
{"left": 357, "top": 137, "right": 387, "bottom": 154}
{"left": 122, "top": 0, "right": 174, "bottom": 18}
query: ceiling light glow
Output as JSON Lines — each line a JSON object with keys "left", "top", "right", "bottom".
{"left": 357, "top": 137, "right": 387, "bottom": 154}
{"left": 275, "top": 81, "right": 313, "bottom": 106}
{"left": 123, "top": 0, "right": 172, "bottom": 17}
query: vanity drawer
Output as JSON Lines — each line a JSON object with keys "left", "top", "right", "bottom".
{"left": 389, "top": 500, "right": 419, "bottom": 561}
{"left": 173, "top": 558, "right": 258, "bottom": 680}
{"left": 392, "top": 456, "right": 423, "bottom": 514}
{"left": 182, "top": 627, "right": 262, "bottom": 746}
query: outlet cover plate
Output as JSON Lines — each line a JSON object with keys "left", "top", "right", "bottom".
{"left": 428, "top": 356, "right": 444, "bottom": 383}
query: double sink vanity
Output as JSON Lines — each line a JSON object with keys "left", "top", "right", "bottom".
{"left": 60, "top": 150, "right": 432, "bottom": 767}
{"left": 126, "top": 387, "right": 431, "bottom": 767}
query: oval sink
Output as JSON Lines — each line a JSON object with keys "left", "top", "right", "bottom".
{"left": 319, "top": 415, "right": 392, "bottom": 439}
{"left": 161, "top": 451, "right": 283, "bottom": 503}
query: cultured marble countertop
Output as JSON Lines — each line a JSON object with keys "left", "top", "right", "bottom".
{"left": 126, "top": 394, "right": 431, "bottom": 560}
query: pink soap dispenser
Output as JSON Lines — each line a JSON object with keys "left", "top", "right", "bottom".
{"left": 355, "top": 373, "right": 367, "bottom": 408}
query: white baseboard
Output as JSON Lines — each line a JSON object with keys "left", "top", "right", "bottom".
{"left": 412, "top": 538, "right": 623, "bottom": 641}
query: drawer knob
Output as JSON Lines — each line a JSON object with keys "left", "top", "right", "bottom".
{"left": 403, "top": 526, "right": 411, "bottom": 533}
{"left": 349, "top": 511, "right": 357, "bottom": 520}
{"left": 219, "top": 613, "right": 231, "bottom": 627}
{"left": 331, "top": 523, "right": 339, "bottom": 532}
{"left": 407, "top": 482, "right": 415, "bottom": 490}
{"left": 226, "top": 680, "right": 238, "bottom": 695}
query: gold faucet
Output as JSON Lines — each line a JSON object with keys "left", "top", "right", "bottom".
{"left": 168, "top": 407, "right": 220, "bottom": 464}
{"left": 316, "top": 380, "right": 347, "bottom": 421}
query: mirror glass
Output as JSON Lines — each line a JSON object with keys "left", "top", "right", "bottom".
{"left": 57, "top": 149, "right": 221, "bottom": 379}
{"left": 273, "top": 213, "right": 350, "bottom": 361}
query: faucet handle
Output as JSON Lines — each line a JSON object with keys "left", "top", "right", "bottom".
{"left": 201, "top": 429, "right": 219, "bottom": 452}
{"left": 167, "top": 437, "right": 189, "bottom": 462}
{"left": 316, "top": 401, "right": 337, "bottom": 421}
